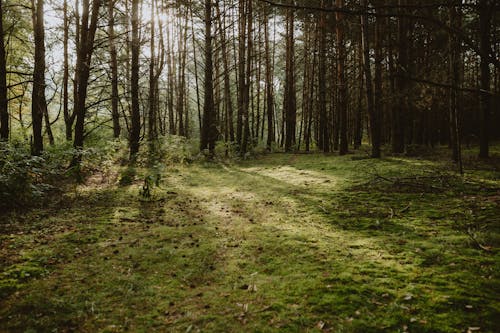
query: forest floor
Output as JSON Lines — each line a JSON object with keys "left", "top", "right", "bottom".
{"left": 1, "top": 146, "right": 499, "bottom": 332}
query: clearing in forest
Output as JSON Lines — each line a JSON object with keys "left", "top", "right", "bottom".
{"left": 1, "top": 150, "right": 499, "bottom": 332}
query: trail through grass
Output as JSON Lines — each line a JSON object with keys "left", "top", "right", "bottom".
{"left": 1, "top": 150, "right": 499, "bottom": 332}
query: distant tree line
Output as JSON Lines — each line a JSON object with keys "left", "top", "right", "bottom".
{"left": 0, "top": 0, "right": 498, "bottom": 165}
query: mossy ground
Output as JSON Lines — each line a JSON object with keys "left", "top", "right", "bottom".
{"left": 1, "top": 146, "right": 499, "bottom": 332}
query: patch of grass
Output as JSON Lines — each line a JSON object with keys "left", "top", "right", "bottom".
{"left": 1, "top": 146, "right": 499, "bottom": 332}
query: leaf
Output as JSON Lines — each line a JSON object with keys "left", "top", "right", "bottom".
{"left": 316, "top": 321, "right": 325, "bottom": 329}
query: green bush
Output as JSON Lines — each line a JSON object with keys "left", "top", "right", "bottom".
{"left": 0, "top": 143, "right": 54, "bottom": 210}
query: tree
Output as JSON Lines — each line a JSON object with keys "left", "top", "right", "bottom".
{"left": 72, "top": 0, "right": 103, "bottom": 164}
{"left": 479, "top": 0, "right": 492, "bottom": 159}
{"left": 318, "top": 1, "right": 329, "bottom": 153}
{"left": 108, "top": 0, "right": 121, "bottom": 138}
{"left": 449, "top": 1, "right": 463, "bottom": 171}
{"left": 129, "top": 0, "right": 141, "bottom": 158}
{"left": 264, "top": 6, "right": 274, "bottom": 151}
{"left": 283, "top": 6, "right": 296, "bottom": 152}
{"left": 31, "top": 0, "right": 47, "bottom": 155}
{"left": 392, "top": 0, "right": 408, "bottom": 154}
{"left": 200, "top": 0, "right": 216, "bottom": 156}
{"left": 336, "top": 0, "right": 348, "bottom": 155}
{"left": 0, "top": 0, "right": 8, "bottom": 141}
{"left": 361, "top": 0, "right": 380, "bottom": 157}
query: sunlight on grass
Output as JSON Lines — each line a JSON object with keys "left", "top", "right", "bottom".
{"left": 1, "top": 151, "right": 499, "bottom": 332}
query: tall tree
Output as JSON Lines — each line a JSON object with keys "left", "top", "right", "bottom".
{"left": 129, "top": 0, "right": 141, "bottom": 158}
{"left": 479, "top": 0, "right": 492, "bottom": 158}
{"left": 241, "top": 0, "right": 253, "bottom": 154}
{"left": 72, "top": 0, "right": 102, "bottom": 164}
{"left": 318, "top": 1, "right": 329, "bottom": 152}
{"left": 372, "top": 9, "right": 383, "bottom": 158}
{"left": 392, "top": 0, "right": 408, "bottom": 154}
{"left": 108, "top": 0, "right": 121, "bottom": 138}
{"left": 264, "top": 6, "right": 274, "bottom": 150}
{"left": 200, "top": 0, "right": 216, "bottom": 156}
{"left": 148, "top": 0, "right": 157, "bottom": 144}
{"left": 336, "top": 0, "right": 348, "bottom": 155}
{"left": 0, "top": 0, "right": 8, "bottom": 141}
{"left": 215, "top": 1, "right": 235, "bottom": 143}
{"left": 31, "top": 0, "right": 47, "bottom": 155}
{"left": 449, "top": 2, "right": 462, "bottom": 171}
{"left": 283, "top": 7, "right": 296, "bottom": 152}
{"left": 62, "top": 0, "right": 72, "bottom": 140}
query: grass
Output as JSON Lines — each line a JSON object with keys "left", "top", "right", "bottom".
{"left": 1, "top": 145, "right": 499, "bottom": 332}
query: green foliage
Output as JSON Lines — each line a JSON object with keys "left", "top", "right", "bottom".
{"left": 0, "top": 143, "right": 54, "bottom": 210}
{"left": 138, "top": 135, "right": 196, "bottom": 166}
{"left": 119, "top": 166, "right": 136, "bottom": 186}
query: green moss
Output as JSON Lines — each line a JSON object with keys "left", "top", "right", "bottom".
{"left": 1, "top": 147, "right": 499, "bottom": 332}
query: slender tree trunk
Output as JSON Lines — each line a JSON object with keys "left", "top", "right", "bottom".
{"left": 264, "top": 9, "right": 274, "bottom": 150}
{"left": 318, "top": 2, "right": 329, "bottom": 152}
{"left": 241, "top": 0, "right": 252, "bottom": 154}
{"left": 31, "top": 0, "right": 47, "bottom": 155}
{"left": 62, "top": 0, "right": 71, "bottom": 140}
{"left": 148, "top": 0, "right": 157, "bottom": 145}
{"left": 129, "top": 0, "right": 141, "bottom": 158}
{"left": 449, "top": 2, "right": 462, "bottom": 172}
{"left": 479, "top": 0, "right": 491, "bottom": 158}
{"left": 237, "top": 0, "right": 246, "bottom": 147}
{"left": 373, "top": 11, "right": 383, "bottom": 158}
{"left": 109, "top": 0, "right": 120, "bottom": 138}
{"left": 190, "top": 6, "right": 202, "bottom": 136}
{"left": 166, "top": 21, "right": 175, "bottom": 135}
{"left": 200, "top": 0, "right": 215, "bottom": 156}
{"left": 177, "top": 14, "right": 188, "bottom": 137}
{"left": 72, "top": 0, "right": 102, "bottom": 165}
{"left": 393, "top": 0, "right": 407, "bottom": 153}
{"left": 0, "top": 0, "right": 8, "bottom": 141}
{"left": 43, "top": 104, "right": 54, "bottom": 146}
{"left": 284, "top": 7, "right": 296, "bottom": 152}
{"left": 336, "top": 0, "right": 348, "bottom": 155}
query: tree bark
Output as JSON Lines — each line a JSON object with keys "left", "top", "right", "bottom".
{"left": 109, "top": 0, "right": 120, "bottom": 138}
{"left": 284, "top": 7, "right": 296, "bottom": 152}
{"left": 336, "top": 0, "right": 348, "bottom": 155}
{"left": 200, "top": 0, "right": 215, "bottom": 156}
{"left": 264, "top": 8, "right": 274, "bottom": 151}
{"left": 0, "top": 0, "right": 8, "bottom": 141}
{"left": 31, "top": 0, "right": 47, "bottom": 155}
{"left": 318, "top": 1, "right": 329, "bottom": 152}
{"left": 392, "top": 0, "right": 408, "bottom": 154}
{"left": 129, "top": 0, "right": 141, "bottom": 158}
{"left": 479, "top": 0, "right": 491, "bottom": 158}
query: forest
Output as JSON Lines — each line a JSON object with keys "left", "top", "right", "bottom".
{"left": 1, "top": 0, "right": 499, "bottom": 332}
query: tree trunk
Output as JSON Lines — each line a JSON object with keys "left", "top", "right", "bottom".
{"left": 336, "top": 0, "right": 348, "bottom": 155}
{"left": 449, "top": 2, "right": 463, "bottom": 172}
{"left": 479, "top": 0, "right": 491, "bottom": 158}
{"left": 72, "top": 0, "right": 102, "bottom": 164}
{"left": 392, "top": 0, "right": 407, "bottom": 154}
{"left": 200, "top": 0, "right": 215, "bottom": 156}
{"left": 264, "top": 9, "right": 274, "bottom": 151}
{"left": 62, "top": 0, "right": 71, "bottom": 140}
{"left": 241, "top": 0, "right": 252, "bottom": 155}
{"left": 0, "top": 0, "right": 8, "bottom": 141}
{"left": 318, "top": 2, "right": 329, "bottom": 152}
{"left": 31, "top": 0, "right": 47, "bottom": 155}
{"left": 148, "top": 0, "right": 157, "bottom": 145}
{"left": 284, "top": 7, "right": 296, "bottom": 152}
{"left": 237, "top": 0, "right": 246, "bottom": 148}
{"left": 129, "top": 0, "right": 141, "bottom": 158}
{"left": 108, "top": 0, "right": 120, "bottom": 138}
